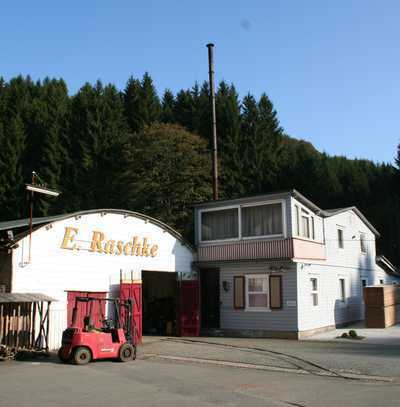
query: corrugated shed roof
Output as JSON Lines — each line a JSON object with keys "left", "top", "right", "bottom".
{"left": 0, "top": 293, "right": 56, "bottom": 303}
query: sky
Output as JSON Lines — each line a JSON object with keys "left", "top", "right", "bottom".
{"left": 1, "top": 1, "right": 399, "bottom": 164}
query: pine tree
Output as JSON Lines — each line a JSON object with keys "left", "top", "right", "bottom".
{"left": 140, "top": 72, "right": 161, "bottom": 124}
{"left": 123, "top": 73, "right": 161, "bottom": 133}
{"left": 161, "top": 89, "right": 175, "bottom": 123}
{"left": 0, "top": 116, "right": 26, "bottom": 220}
{"left": 215, "top": 82, "right": 243, "bottom": 198}
{"left": 123, "top": 76, "right": 142, "bottom": 133}
{"left": 27, "top": 78, "right": 70, "bottom": 215}
{"left": 65, "top": 81, "right": 130, "bottom": 210}
{"left": 173, "top": 89, "right": 193, "bottom": 130}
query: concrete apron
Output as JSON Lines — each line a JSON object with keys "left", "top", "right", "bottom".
{"left": 139, "top": 336, "right": 397, "bottom": 383}
{"left": 302, "top": 321, "right": 400, "bottom": 345}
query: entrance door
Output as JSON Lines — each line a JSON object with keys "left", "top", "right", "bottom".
{"left": 119, "top": 283, "right": 142, "bottom": 344}
{"left": 180, "top": 280, "right": 200, "bottom": 336}
{"left": 201, "top": 269, "right": 220, "bottom": 329}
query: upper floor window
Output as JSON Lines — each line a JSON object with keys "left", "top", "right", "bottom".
{"left": 201, "top": 208, "right": 239, "bottom": 241}
{"left": 295, "top": 205, "right": 300, "bottom": 235}
{"left": 301, "top": 210, "right": 311, "bottom": 238}
{"left": 242, "top": 203, "right": 283, "bottom": 238}
{"left": 199, "top": 201, "right": 284, "bottom": 242}
{"left": 337, "top": 228, "right": 344, "bottom": 249}
{"left": 360, "top": 233, "right": 367, "bottom": 253}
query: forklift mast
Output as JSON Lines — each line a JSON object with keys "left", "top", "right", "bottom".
{"left": 71, "top": 296, "right": 134, "bottom": 344}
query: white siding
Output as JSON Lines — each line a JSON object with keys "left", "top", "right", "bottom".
{"left": 297, "top": 209, "right": 378, "bottom": 331}
{"left": 219, "top": 262, "right": 298, "bottom": 332}
{"left": 290, "top": 197, "right": 324, "bottom": 243}
{"left": 297, "top": 263, "right": 364, "bottom": 330}
{"left": 11, "top": 212, "right": 194, "bottom": 349}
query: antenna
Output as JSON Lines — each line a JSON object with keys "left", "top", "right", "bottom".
{"left": 206, "top": 43, "right": 219, "bottom": 200}
{"left": 26, "top": 171, "right": 61, "bottom": 263}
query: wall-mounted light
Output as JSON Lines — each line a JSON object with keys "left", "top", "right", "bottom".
{"left": 222, "top": 281, "right": 230, "bottom": 292}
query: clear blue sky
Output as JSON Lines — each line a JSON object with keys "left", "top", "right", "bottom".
{"left": 1, "top": 1, "right": 399, "bottom": 163}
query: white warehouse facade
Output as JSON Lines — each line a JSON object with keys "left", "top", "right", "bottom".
{"left": 0, "top": 210, "right": 196, "bottom": 349}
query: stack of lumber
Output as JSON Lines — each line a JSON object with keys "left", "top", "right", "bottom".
{"left": 364, "top": 285, "right": 400, "bottom": 328}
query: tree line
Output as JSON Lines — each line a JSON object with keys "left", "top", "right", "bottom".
{"left": 0, "top": 74, "right": 399, "bottom": 265}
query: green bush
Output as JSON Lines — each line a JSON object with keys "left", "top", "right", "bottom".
{"left": 349, "top": 330, "right": 358, "bottom": 338}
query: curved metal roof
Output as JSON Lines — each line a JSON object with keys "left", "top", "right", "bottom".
{"left": 2, "top": 209, "right": 195, "bottom": 252}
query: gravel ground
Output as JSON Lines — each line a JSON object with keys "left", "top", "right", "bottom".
{"left": 139, "top": 336, "right": 400, "bottom": 378}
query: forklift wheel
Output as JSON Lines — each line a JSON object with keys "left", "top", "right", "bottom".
{"left": 118, "top": 343, "right": 135, "bottom": 362}
{"left": 58, "top": 347, "right": 71, "bottom": 363}
{"left": 73, "top": 347, "right": 92, "bottom": 365}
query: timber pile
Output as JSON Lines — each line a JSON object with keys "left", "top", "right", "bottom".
{"left": 364, "top": 285, "right": 400, "bottom": 328}
{"left": 0, "top": 293, "right": 55, "bottom": 359}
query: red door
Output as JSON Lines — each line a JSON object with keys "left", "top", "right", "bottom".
{"left": 119, "top": 283, "right": 142, "bottom": 344}
{"left": 67, "top": 291, "right": 107, "bottom": 329}
{"left": 180, "top": 281, "right": 200, "bottom": 336}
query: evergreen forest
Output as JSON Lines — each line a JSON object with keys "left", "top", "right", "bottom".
{"left": 0, "top": 75, "right": 399, "bottom": 265}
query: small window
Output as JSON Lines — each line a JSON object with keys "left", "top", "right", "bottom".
{"left": 311, "top": 217, "right": 315, "bottom": 240}
{"left": 246, "top": 275, "right": 269, "bottom": 310}
{"left": 201, "top": 208, "right": 239, "bottom": 241}
{"left": 310, "top": 278, "right": 318, "bottom": 306}
{"left": 337, "top": 229, "right": 344, "bottom": 249}
{"left": 301, "top": 210, "right": 310, "bottom": 238}
{"left": 379, "top": 279, "right": 384, "bottom": 285}
{"left": 360, "top": 233, "right": 366, "bottom": 253}
{"left": 361, "top": 279, "right": 367, "bottom": 288}
{"left": 295, "top": 205, "right": 300, "bottom": 236}
{"left": 339, "top": 278, "right": 346, "bottom": 302}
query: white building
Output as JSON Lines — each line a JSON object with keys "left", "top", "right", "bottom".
{"left": 0, "top": 209, "right": 196, "bottom": 349}
{"left": 194, "top": 190, "right": 400, "bottom": 338}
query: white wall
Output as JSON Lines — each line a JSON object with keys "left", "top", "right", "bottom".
{"left": 11, "top": 212, "right": 194, "bottom": 348}
{"left": 290, "top": 197, "right": 324, "bottom": 243}
{"left": 297, "top": 209, "right": 379, "bottom": 331}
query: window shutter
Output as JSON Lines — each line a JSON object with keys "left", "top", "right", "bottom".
{"left": 270, "top": 275, "right": 282, "bottom": 310}
{"left": 233, "top": 276, "right": 245, "bottom": 309}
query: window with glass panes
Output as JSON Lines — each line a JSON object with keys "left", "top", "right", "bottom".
{"left": 246, "top": 275, "right": 269, "bottom": 309}
{"left": 310, "top": 278, "right": 318, "bottom": 306}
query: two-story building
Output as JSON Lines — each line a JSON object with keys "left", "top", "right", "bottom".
{"left": 194, "top": 189, "right": 400, "bottom": 338}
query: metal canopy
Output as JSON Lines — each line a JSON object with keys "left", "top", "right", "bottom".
{"left": 0, "top": 293, "right": 56, "bottom": 303}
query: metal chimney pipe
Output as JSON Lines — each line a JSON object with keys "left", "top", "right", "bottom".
{"left": 207, "top": 43, "right": 219, "bottom": 200}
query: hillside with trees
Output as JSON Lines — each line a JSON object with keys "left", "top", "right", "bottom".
{"left": 0, "top": 75, "right": 399, "bottom": 265}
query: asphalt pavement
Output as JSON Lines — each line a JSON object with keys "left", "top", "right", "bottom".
{"left": 1, "top": 354, "right": 400, "bottom": 407}
{"left": 140, "top": 336, "right": 400, "bottom": 379}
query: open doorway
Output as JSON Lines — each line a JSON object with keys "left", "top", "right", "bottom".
{"left": 142, "top": 271, "right": 178, "bottom": 336}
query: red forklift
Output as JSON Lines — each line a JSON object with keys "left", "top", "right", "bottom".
{"left": 58, "top": 296, "right": 136, "bottom": 365}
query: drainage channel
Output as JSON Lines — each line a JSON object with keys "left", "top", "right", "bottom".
{"left": 140, "top": 337, "right": 395, "bottom": 383}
